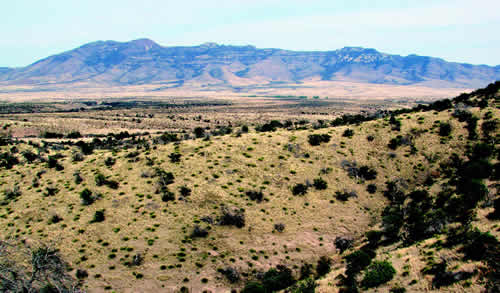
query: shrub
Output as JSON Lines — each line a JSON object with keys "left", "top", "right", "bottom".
{"left": 0, "top": 152, "right": 19, "bottom": 169}
{"left": 308, "top": 134, "right": 331, "bottom": 146}
{"left": 256, "top": 120, "right": 283, "bottom": 132}
{"left": 345, "top": 249, "right": 374, "bottom": 276}
{"left": 389, "top": 115, "right": 401, "bottom": 131}
{"left": 80, "top": 188, "right": 94, "bottom": 205}
{"left": 242, "top": 281, "right": 266, "bottom": 293}
{"left": 168, "top": 152, "right": 181, "bottom": 163}
{"left": 316, "top": 256, "right": 332, "bottom": 277}
{"left": 104, "top": 157, "right": 115, "bottom": 166}
{"left": 292, "top": 183, "right": 309, "bottom": 196}
{"left": 438, "top": 122, "right": 452, "bottom": 136}
{"left": 4, "top": 186, "right": 21, "bottom": 201}
{"left": 487, "top": 197, "right": 500, "bottom": 219}
{"left": 246, "top": 190, "right": 263, "bottom": 202}
{"left": 73, "top": 172, "right": 83, "bottom": 184}
{"left": 366, "top": 184, "right": 377, "bottom": 194}
{"left": 95, "top": 173, "right": 106, "bottom": 186}
{"left": 342, "top": 129, "right": 354, "bottom": 138}
{"left": 390, "top": 286, "right": 406, "bottom": 293}
{"left": 359, "top": 166, "right": 377, "bottom": 180}
{"left": 261, "top": 265, "right": 295, "bottom": 292}
{"left": 191, "top": 225, "right": 209, "bottom": 238}
{"left": 76, "top": 141, "right": 94, "bottom": 155}
{"left": 44, "top": 187, "right": 59, "bottom": 197}
{"left": 365, "top": 230, "right": 383, "bottom": 248}
{"left": 219, "top": 207, "right": 245, "bottom": 228}
{"left": 90, "top": 210, "right": 105, "bottom": 223}
{"left": 179, "top": 186, "right": 191, "bottom": 197}
{"left": 481, "top": 119, "right": 498, "bottom": 137}
{"left": 194, "top": 127, "right": 205, "bottom": 138}
{"left": 361, "top": 260, "right": 396, "bottom": 288}
{"left": 457, "top": 178, "right": 488, "bottom": 208}
{"left": 75, "top": 269, "right": 88, "bottom": 279}
{"left": 48, "top": 214, "right": 63, "bottom": 224}
{"left": 461, "top": 229, "right": 499, "bottom": 261}
{"left": 335, "top": 190, "right": 357, "bottom": 201}
{"left": 470, "top": 142, "right": 494, "bottom": 159}
{"left": 161, "top": 190, "right": 175, "bottom": 202}
{"left": 66, "top": 131, "right": 82, "bottom": 139}
{"left": 41, "top": 131, "right": 64, "bottom": 139}
{"left": 388, "top": 137, "right": 400, "bottom": 150}
{"left": 274, "top": 223, "right": 285, "bottom": 232}
{"left": 154, "top": 132, "right": 179, "bottom": 144}
{"left": 22, "top": 150, "right": 38, "bottom": 163}
{"left": 219, "top": 267, "right": 240, "bottom": 283}
{"left": 288, "top": 277, "right": 316, "bottom": 293}
{"left": 47, "top": 156, "right": 63, "bottom": 170}
{"left": 155, "top": 168, "right": 175, "bottom": 186}
{"left": 335, "top": 237, "right": 353, "bottom": 254}
{"left": 460, "top": 160, "right": 492, "bottom": 179}
{"left": 72, "top": 152, "right": 84, "bottom": 162}
{"left": 313, "top": 178, "right": 328, "bottom": 190}
{"left": 105, "top": 180, "right": 119, "bottom": 189}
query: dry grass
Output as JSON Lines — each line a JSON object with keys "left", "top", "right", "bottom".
{"left": 0, "top": 100, "right": 497, "bottom": 292}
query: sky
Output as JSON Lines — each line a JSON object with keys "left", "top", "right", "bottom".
{"left": 1, "top": 0, "right": 499, "bottom": 67}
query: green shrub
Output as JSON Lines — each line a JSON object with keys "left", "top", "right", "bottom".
{"left": 194, "top": 127, "right": 205, "bottom": 138}
{"left": 90, "top": 210, "right": 105, "bottom": 223}
{"left": 316, "top": 256, "right": 332, "bottom": 277}
{"left": 366, "top": 184, "right": 377, "bottom": 194}
{"left": 288, "top": 277, "right": 316, "bottom": 293}
{"left": 246, "top": 190, "right": 263, "bottom": 202}
{"left": 242, "top": 281, "right": 266, "bottom": 293}
{"left": 104, "top": 157, "right": 115, "bottom": 167}
{"left": 359, "top": 166, "right": 377, "bottom": 180}
{"left": 438, "top": 122, "right": 452, "bottom": 136}
{"left": 342, "top": 129, "right": 354, "bottom": 138}
{"left": 345, "top": 249, "right": 374, "bottom": 276}
{"left": 73, "top": 172, "right": 83, "bottom": 184}
{"left": 292, "top": 183, "right": 309, "bottom": 196}
{"left": 308, "top": 134, "right": 331, "bottom": 146}
{"left": 313, "top": 178, "right": 328, "bottom": 190}
{"left": 95, "top": 173, "right": 106, "bottom": 186}
{"left": 179, "top": 186, "right": 191, "bottom": 197}
{"left": 168, "top": 152, "right": 181, "bottom": 163}
{"left": 0, "top": 152, "right": 19, "bottom": 169}
{"left": 335, "top": 190, "right": 357, "bottom": 201}
{"left": 161, "top": 190, "right": 175, "bottom": 202}
{"left": 219, "top": 207, "right": 245, "bottom": 228}
{"left": 261, "top": 265, "right": 295, "bottom": 292}
{"left": 47, "top": 156, "right": 63, "bottom": 170}
{"left": 361, "top": 260, "right": 396, "bottom": 288}
{"left": 80, "top": 188, "right": 94, "bottom": 205}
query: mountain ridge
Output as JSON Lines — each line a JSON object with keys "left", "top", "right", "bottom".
{"left": 1, "top": 38, "right": 499, "bottom": 88}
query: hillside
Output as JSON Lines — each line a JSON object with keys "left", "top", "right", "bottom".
{"left": 0, "top": 82, "right": 498, "bottom": 292}
{"left": 0, "top": 39, "right": 499, "bottom": 89}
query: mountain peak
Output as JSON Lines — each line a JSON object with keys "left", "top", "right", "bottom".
{"left": 200, "top": 42, "right": 219, "bottom": 49}
{"left": 128, "top": 38, "right": 160, "bottom": 50}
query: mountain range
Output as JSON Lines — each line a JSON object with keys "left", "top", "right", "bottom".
{"left": 0, "top": 38, "right": 499, "bottom": 88}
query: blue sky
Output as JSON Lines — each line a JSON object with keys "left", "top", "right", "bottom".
{"left": 2, "top": 0, "right": 499, "bottom": 67}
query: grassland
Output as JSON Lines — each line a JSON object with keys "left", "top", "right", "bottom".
{"left": 0, "top": 83, "right": 498, "bottom": 292}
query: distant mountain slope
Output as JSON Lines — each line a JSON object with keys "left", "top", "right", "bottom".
{"left": 0, "top": 39, "right": 499, "bottom": 88}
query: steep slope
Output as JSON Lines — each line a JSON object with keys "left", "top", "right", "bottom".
{"left": 0, "top": 39, "right": 499, "bottom": 88}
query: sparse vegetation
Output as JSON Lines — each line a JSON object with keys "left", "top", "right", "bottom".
{"left": 0, "top": 81, "right": 497, "bottom": 292}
